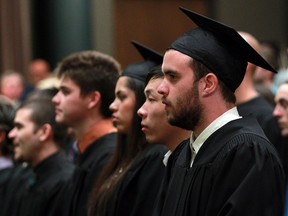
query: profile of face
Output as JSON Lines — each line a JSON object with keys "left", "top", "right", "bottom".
{"left": 109, "top": 76, "right": 136, "bottom": 134}
{"left": 1, "top": 74, "right": 24, "bottom": 102}
{"left": 273, "top": 83, "right": 288, "bottom": 137}
{"left": 157, "top": 50, "right": 202, "bottom": 131}
{"left": 8, "top": 108, "right": 41, "bottom": 164}
{"left": 52, "top": 76, "right": 91, "bottom": 127}
{"left": 138, "top": 77, "right": 177, "bottom": 144}
{"left": 28, "top": 60, "right": 50, "bottom": 85}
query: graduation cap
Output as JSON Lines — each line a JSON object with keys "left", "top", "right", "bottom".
{"left": 169, "top": 7, "right": 277, "bottom": 92}
{"left": 122, "top": 41, "right": 163, "bottom": 82}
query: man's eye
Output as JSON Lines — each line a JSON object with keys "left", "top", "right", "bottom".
{"left": 148, "top": 97, "right": 155, "bottom": 102}
{"left": 169, "top": 74, "right": 176, "bottom": 79}
{"left": 280, "top": 100, "right": 288, "bottom": 109}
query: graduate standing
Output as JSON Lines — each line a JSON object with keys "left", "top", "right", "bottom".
{"left": 51, "top": 51, "right": 121, "bottom": 216}
{"left": 138, "top": 65, "right": 191, "bottom": 151}
{"left": 88, "top": 42, "right": 167, "bottom": 216}
{"left": 155, "top": 7, "right": 285, "bottom": 216}
{"left": 4, "top": 96, "right": 74, "bottom": 216}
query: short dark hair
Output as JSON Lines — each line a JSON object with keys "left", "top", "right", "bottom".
{"left": 56, "top": 51, "right": 121, "bottom": 117}
{"left": 145, "top": 65, "right": 163, "bottom": 86}
{"left": 190, "top": 59, "right": 236, "bottom": 103}
{"left": 19, "top": 98, "right": 69, "bottom": 147}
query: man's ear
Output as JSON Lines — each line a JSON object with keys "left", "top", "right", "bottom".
{"left": 200, "top": 73, "right": 218, "bottom": 96}
{"left": 39, "top": 123, "right": 52, "bottom": 142}
{"left": 0, "top": 130, "right": 6, "bottom": 144}
{"left": 88, "top": 91, "right": 101, "bottom": 109}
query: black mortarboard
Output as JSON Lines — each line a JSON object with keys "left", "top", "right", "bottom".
{"left": 122, "top": 41, "right": 163, "bottom": 82}
{"left": 169, "top": 7, "right": 277, "bottom": 92}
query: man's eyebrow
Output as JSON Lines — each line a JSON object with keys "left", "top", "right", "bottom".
{"left": 13, "top": 122, "right": 22, "bottom": 127}
{"left": 59, "top": 85, "right": 69, "bottom": 91}
{"left": 278, "top": 98, "right": 288, "bottom": 107}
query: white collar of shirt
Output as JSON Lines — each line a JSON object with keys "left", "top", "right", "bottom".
{"left": 190, "top": 107, "right": 242, "bottom": 166}
{"left": 163, "top": 150, "right": 172, "bottom": 166}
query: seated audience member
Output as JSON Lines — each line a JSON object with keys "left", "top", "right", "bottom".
{"left": 0, "top": 70, "right": 24, "bottom": 106}
{"left": 27, "top": 58, "right": 52, "bottom": 87}
{"left": 21, "top": 58, "right": 53, "bottom": 101}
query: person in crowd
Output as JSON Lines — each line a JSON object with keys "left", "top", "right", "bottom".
{"left": 137, "top": 65, "right": 191, "bottom": 158}
{"left": 235, "top": 31, "right": 288, "bottom": 178}
{"left": 137, "top": 65, "right": 191, "bottom": 214}
{"left": 21, "top": 58, "right": 54, "bottom": 100}
{"left": 27, "top": 58, "right": 52, "bottom": 87}
{"left": 0, "top": 95, "right": 17, "bottom": 205}
{"left": 155, "top": 7, "right": 285, "bottom": 216}
{"left": 0, "top": 70, "right": 25, "bottom": 106}
{"left": 0, "top": 96, "right": 16, "bottom": 170}
{"left": 26, "top": 88, "right": 77, "bottom": 162}
{"left": 273, "top": 82, "right": 288, "bottom": 216}
{"left": 273, "top": 82, "right": 288, "bottom": 138}
{"left": 51, "top": 50, "right": 120, "bottom": 216}
{"left": 88, "top": 41, "right": 167, "bottom": 216}
{"left": 253, "top": 40, "right": 280, "bottom": 93}
{"left": 2, "top": 95, "right": 74, "bottom": 216}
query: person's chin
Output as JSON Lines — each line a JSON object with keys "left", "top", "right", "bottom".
{"left": 14, "top": 154, "right": 22, "bottom": 162}
{"left": 55, "top": 116, "right": 64, "bottom": 123}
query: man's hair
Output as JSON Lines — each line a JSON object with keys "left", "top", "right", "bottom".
{"left": 145, "top": 65, "right": 163, "bottom": 86}
{"left": 56, "top": 51, "right": 121, "bottom": 117}
{"left": 190, "top": 59, "right": 236, "bottom": 103}
{"left": 18, "top": 97, "right": 68, "bottom": 147}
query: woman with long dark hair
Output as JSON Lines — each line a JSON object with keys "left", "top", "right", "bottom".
{"left": 88, "top": 42, "right": 167, "bottom": 216}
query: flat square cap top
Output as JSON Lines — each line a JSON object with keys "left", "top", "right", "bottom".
{"left": 122, "top": 41, "right": 163, "bottom": 82}
{"left": 169, "top": 7, "right": 276, "bottom": 92}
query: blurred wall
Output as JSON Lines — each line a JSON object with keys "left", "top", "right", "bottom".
{"left": 215, "top": 0, "right": 288, "bottom": 49}
{"left": 31, "top": 0, "right": 92, "bottom": 69}
{"left": 0, "top": 1, "right": 287, "bottom": 76}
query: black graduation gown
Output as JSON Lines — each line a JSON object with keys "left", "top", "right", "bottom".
{"left": 157, "top": 117, "right": 285, "bottom": 216}
{"left": 153, "top": 139, "right": 189, "bottom": 216}
{"left": 237, "top": 96, "right": 288, "bottom": 179}
{"left": 106, "top": 144, "right": 167, "bottom": 216}
{"left": 20, "top": 151, "right": 74, "bottom": 216}
{"left": 56, "top": 132, "right": 117, "bottom": 216}
{"left": 1, "top": 150, "right": 74, "bottom": 216}
{"left": 0, "top": 164, "right": 34, "bottom": 216}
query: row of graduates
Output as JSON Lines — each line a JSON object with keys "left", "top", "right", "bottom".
{"left": 0, "top": 39, "right": 185, "bottom": 216}
{"left": 0, "top": 7, "right": 287, "bottom": 216}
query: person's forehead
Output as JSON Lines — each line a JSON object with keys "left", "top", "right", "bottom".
{"left": 164, "top": 49, "right": 191, "bottom": 61}
{"left": 146, "top": 78, "right": 162, "bottom": 89}
{"left": 276, "top": 84, "right": 288, "bottom": 100}
{"left": 162, "top": 50, "right": 192, "bottom": 72}
{"left": 15, "top": 108, "right": 33, "bottom": 123}
{"left": 59, "top": 76, "right": 79, "bottom": 88}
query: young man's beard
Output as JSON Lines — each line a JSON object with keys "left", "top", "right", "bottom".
{"left": 168, "top": 82, "right": 201, "bottom": 131}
